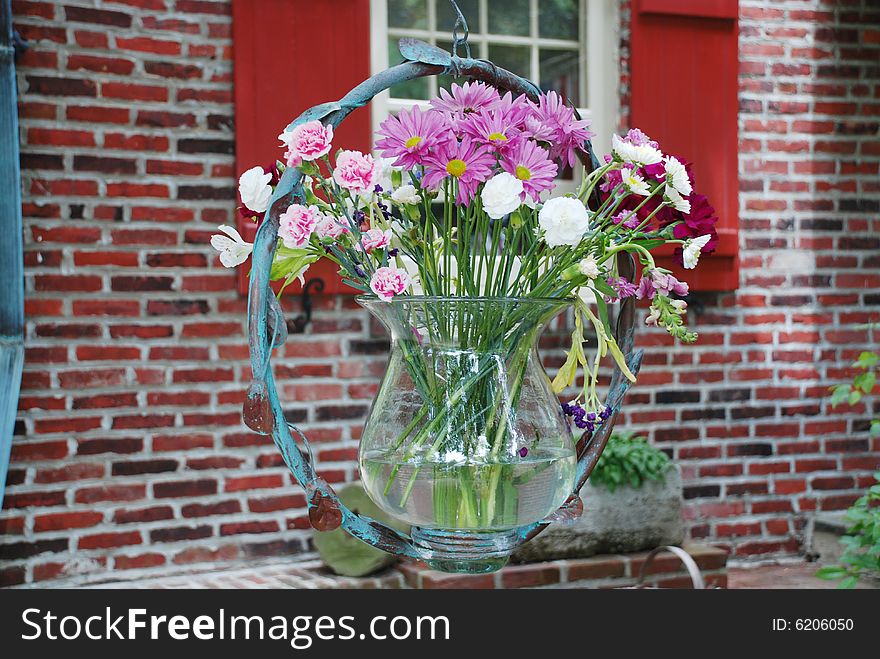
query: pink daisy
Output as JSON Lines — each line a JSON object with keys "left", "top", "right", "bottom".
{"left": 525, "top": 91, "right": 594, "bottom": 168}
{"left": 375, "top": 105, "right": 452, "bottom": 169}
{"left": 430, "top": 82, "right": 500, "bottom": 128}
{"left": 421, "top": 136, "right": 496, "bottom": 205}
{"left": 492, "top": 91, "right": 533, "bottom": 128}
{"left": 461, "top": 108, "right": 522, "bottom": 153}
{"left": 501, "top": 139, "right": 558, "bottom": 201}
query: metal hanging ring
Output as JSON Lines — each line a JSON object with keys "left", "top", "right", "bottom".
{"left": 449, "top": 0, "right": 471, "bottom": 59}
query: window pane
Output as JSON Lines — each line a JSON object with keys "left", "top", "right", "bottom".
{"left": 539, "top": 48, "right": 580, "bottom": 106}
{"left": 388, "top": 0, "right": 428, "bottom": 30}
{"left": 539, "top": 0, "right": 579, "bottom": 40}
{"left": 436, "top": 0, "right": 480, "bottom": 38}
{"left": 388, "top": 37, "right": 429, "bottom": 99}
{"left": 488, "top": 43, "right": 531, "bottom": 79}
{"left": 487, "top": 0, "right": 530, "bottom": 37}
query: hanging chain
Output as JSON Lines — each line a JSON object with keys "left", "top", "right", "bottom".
{"left": 449, "top": 0, "right": 471, "bottom": 59}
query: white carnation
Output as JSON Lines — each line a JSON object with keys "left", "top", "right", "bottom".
{"left": 577, "top": 255, "right": 600, "bottom": 279}
{"left": 391, "top": 184, "right": 420, "bottom": 205}
{"left": 538, "top": 197, "right": 590, "bottom": 247}
{"left": 480, "top": 172, "right": 524, "bottom": 220}
{"left": 664, "top": 156, "right": 692, "bottom": 196}
{"left": 612, "top": 134, "right": 662, "bottom": 166}
{"left": 237, "top": 166, "right": 273, "bottom": 213}
{"left": 682, "top": 234, "right": 712, "bottom": 269}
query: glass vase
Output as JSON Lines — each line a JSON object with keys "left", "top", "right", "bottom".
{"left": 357, "top": 296, "right": 576, "bottom": 573}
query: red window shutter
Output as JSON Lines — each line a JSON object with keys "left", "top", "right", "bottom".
{"left": 630, "top": 0, "right": 739, "bottom": 291}
{"left": 232, "top": 0, "right": 371, "bottom": 294}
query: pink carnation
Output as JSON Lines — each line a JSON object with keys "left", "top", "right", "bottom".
{"left": 278, "top": 120, "right": 334, "bottom": 167}
{"left": 332, "top": 150, "right": 379, "bottom": 195}
{"left": 357, "top": 228, "right": 391, "bottom": 253}
{"left": 315, "top": 213, "right": 349, "bottom": 240}
{"left": 278, "top": 204, "right": 320, "bottom": 248}
{"left": 370, "top": 266, "right": 410, "bottom": 302}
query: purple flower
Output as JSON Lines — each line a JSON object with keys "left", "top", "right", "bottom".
{"left": 461, "top": 108, "right": 522, "bottom": 152}
{"left": 421, "top": 136, "right": 496, "bottom": 205}
{"left": 611, "top": 210, "right": 641, "bottom": 230}
{"left": 430, "top": 81, "right": 500, "bottom": 127}
{"left": 636, "top": 270, "right": 689, "bottom": 300}
{"left": 493, "top": 91, "right": 533, "bottom": 127}
{"left": 642, "top": 161, "right": 666, "bottom": 180}
{"left": 671, "top": 193, "right": 719, "bottom": 266}
{"left": 375, "top": 105, "right": 453, "bottom": 168}
{"left": 623, "top": 128, "right": 658, "bottom": 148}
{"left": 607, "top": 276, "right": 638, "bottom": 300}
{"left": 525, "top": 91, "right": 594, "bottom": 168}
{"left": 518, "top": 447, "right": 529, "bottom": 458}
{"left": 500, "top": 139, "right": 558, "bottom": 202}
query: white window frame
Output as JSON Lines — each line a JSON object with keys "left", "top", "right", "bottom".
{"left": 369, "top": 0, "right": 619, "bottom": 168}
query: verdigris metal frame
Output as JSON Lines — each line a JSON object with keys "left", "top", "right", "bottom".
{"left": 244, "top": 38, "right": 644, "bottom": 561}
{"left": 0, "top": 0, "right": 25, "bottom": 508}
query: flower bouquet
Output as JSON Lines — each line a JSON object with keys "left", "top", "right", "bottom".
{"left": 214, "top": 82, "right": 718, "bottom": 547}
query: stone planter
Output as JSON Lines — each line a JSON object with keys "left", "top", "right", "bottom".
{"left": 513, "top": 465, "right": 685, "bottom": 563}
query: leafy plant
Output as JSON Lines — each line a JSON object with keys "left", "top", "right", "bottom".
{"left": 817, "top": 323, "right": 879, "bottom": 588}
{"left": 589, "top": 431, "right": 672, "bottom": 492}
{"left": 815, "top": 472, "right": 880, "bottom": 589}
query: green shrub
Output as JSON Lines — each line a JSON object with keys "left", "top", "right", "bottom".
{"left": 815, "top": 472, "right": 880, "bottom": 589}
{"left": 589, "top": 431, "right": 672, "bottom": 492}
{"left": 817, "top": 325, "right": 879, "bottom": 588}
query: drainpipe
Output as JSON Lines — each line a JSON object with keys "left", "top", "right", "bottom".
{"left": 0, "top": 0, "right": 25, "bottom": 508}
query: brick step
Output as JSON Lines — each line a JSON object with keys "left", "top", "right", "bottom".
{"left": 399, "top": 544, "right": 728, "bottom": 589}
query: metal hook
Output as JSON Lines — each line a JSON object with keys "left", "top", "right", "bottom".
{"left": 288, "top": 278, "right": 324, "bottom": 334}
{"left": 449, "top": 0, "right": 471, "bottom": 60}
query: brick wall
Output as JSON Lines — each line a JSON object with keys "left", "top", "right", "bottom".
{"left": 620, "top": 0, "right": 880, "bottom": 558}
{"left": 1, "top": 0, "right": 878, "bottom": 587}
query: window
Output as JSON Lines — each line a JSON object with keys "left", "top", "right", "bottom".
{"left": 369, "top": 0, "right": 619, "bottom": 167}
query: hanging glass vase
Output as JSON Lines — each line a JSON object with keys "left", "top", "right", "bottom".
{"left": 358, "top": 297, "right": 575, "bottom": 572}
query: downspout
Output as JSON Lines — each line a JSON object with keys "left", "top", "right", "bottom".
{"left": 0, "top": 0, "right": 25, "bottom": 508}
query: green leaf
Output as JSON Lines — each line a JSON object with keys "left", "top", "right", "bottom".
{"left": 269, "top": 245, "right": 318, "bottom": 281}
{"left": 870, "top": 420, "right": 880, "bottom": 437}
{"left": 847, "top": 389, "right": 863, "bottom": 406}
{"left": 839, "top": 576, "right": 858, "bottom": 589}
{"left": 854, "top": 371, "right": 876, "bottom": 394}
{"left": 854, "top": 351, "right": 879, "bottom": 369}
{"left": 815, "top": 566, "right": 847, "bottom": 580}
{"left": 629, "top": 239, "right": 665, "bottom": 250}
{"left": 591, "top": 278, "right": 617, "bottom": 298}
{"left": 830, "top": 384, "right": 851, "bottom": 407}
{"left": 593, "top": 294, "right": 615, "bottom": 340}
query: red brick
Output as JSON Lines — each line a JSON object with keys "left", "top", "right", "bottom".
{"left": 225, "top": 475, "right": 283, "bottom": 492}
{"left": 78, "top": 531, "right": 142, "bottom": 550}
{"left": 114, "top": 553, "right": 166, "bottom": 570}
{"left": 34, "top": 511, "right": 103, "bottom": 532}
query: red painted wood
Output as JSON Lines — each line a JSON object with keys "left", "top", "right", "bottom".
{"left": 630, "top": 2, "right": 740, "bottom": 291}
{"left": 232, "top": 0, "right": 371, "bottom": 294}
{"left": 638, "top": 0, "right": 738, "bottom": 21}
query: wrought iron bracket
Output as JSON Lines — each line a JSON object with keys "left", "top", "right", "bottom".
{"left": 288, "top": 277, "right": 324, "bottom": 334}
